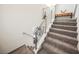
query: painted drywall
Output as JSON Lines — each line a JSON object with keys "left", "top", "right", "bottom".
{"left": 0, "top": 4, "right": 47, "bottom": 53}
{"left": 55, "top": 4, "right": 75, "bottom": 14}
{"left": 75, "top": 4, "right": 79, "bottom": 50}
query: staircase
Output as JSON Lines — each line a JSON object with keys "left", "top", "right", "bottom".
{"left": 37, "top": 16, "right": 79, "bottom": 54}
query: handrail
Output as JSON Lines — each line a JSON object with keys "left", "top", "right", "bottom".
{"left": 33, "top": 6, "right": 53, "bottom": 50}
{"left": 23, "top": 6, "right": 54, "bottom": 51}
{"left": 22, "top": 32, "right": 34, "bottom": 38}
{"left": 22, "top": 32, "right": 38, "bottom": 49}
{"left": 22, "top": 31, "right": 38, "bottom": 49}
{"left": 39, "top": 20, "right": 44, "bottom": 27}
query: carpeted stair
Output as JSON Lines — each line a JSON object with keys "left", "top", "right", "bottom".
{"left": 38, "top": 16, "right": 79, "bottom": 54}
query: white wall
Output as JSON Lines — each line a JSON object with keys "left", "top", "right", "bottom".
{"left": 0, "top": 4, "right": 47, "bottom": 53}
{"left": 75, "top": 4, "right": 79, "bottom": 50}
{"left": 55, "top": 4, "right": 75, "bottom": 14}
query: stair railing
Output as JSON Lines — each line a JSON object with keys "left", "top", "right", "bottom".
{"left": 33, "top": 19, "right": 46, "bottom": 49}
{"left": 22, "top": 5, "right": 56, "bottom": 52}
{"left": 33, "top": 7, "right": 54, "bottom": 51}
{"left": 22, "top": 19, "right": 46, "bottom": 50}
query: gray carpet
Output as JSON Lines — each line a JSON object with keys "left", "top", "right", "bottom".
{"left": 38, "top": 16, "right": 79, "bottom": 54}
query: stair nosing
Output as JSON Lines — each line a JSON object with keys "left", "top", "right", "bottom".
{"left": 53, "top": 24, "right": 77, "bottom": 27}
{"left": 48, "top": 32, "right": 77, "bottom": 41}
{"left": 54, "top": 21, "right": 77, "bottom": 23}
{"left": 43, "top": 42, "right": 68, "bottom": 54}
{"left": 55, "top": 18, "right": 76, "bottom": 20}
{"left": 46, "top": 37, "right": 78, "bottom": 50}
{"left": 50, "top": 27, "right": 77, "bottom": 34}
{"left": 38, "top": 48, "right": 48, "bottom": 54}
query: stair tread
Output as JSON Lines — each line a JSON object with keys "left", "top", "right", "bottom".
{"left": 55, "top": 18, "right": 76, "bottom": 20}
{"left": 54, "top": 21, "right": 77, "bottom": 23}
{"left": 48, "top": 32, "right": 77, "bottom": 41}
{"left": 38, "top": 49, "right": 48, "bottom": 54}
{"left": 53, "top": 24, "right": 77, "bottom": 27}
{"left": 55, "top": 19, "right": 76, "bottom": 21}
{"left": 53, "top": 21, "right": 77, "bottom": 26}
{"left": 55, "top": 17, "right": 76, "bottom": 20}
{"left": 46, "top": 37, "right": 78, "bottom": 51}
{"left": 52, "top": 24, "right": 77, "bottom": 31}
{"left": 55, "top": 20, "right": 76, "bottom": 22}
{"left": 50, "top": 27, "right": 77, "bottom": 34}
{"left": 43, "top": 42, "right": 68, "bottom": 54}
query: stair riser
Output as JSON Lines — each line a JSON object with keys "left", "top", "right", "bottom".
{"left": 45, "top": 39, "right": 78, "bottom": 53}
{"left": 47, "top": 32, "right": 78, "bottom": 47}
{"left": 53, "top": 22, "right": 77, "bottom": 26}
{"left": 42, "top": 44, "right": 56, "bottom": 53}
{"left": 38, "top": 44, "right": 57, "bottom": 54}
{"left": 43, "top": 48, "right": 57, "bottom": 53}
{"left": 37, "top": 48, "right": 48, "bottom": 54}
{"left": 52, "top": 25, "right": 77, "bottom": 31}
{"left": 55, "top": 18, "right": 76, "bottom": 21}
{"left": 55, "top": 20, "right": 76, "bottom": 22}
{"left": 43, "top": 42, "right": 66, "bottom": 54}
{"left": 50, "top": 29, "right": 77, "bottom": 38}
{"left": 55, "top": 16, "right": 72, "bottom": 19}
{"left": 54, "top": 20, "right": 76, "bottom": 23}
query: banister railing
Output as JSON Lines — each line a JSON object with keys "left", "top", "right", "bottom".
{"left": 33, "top": 20, "right": 46, "bottom": 49}
{"left": 32, "top": 7, "right": 53, "bottom": 50}
{"left": 22, "top": 5, "right": 56, "bottom": 52}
